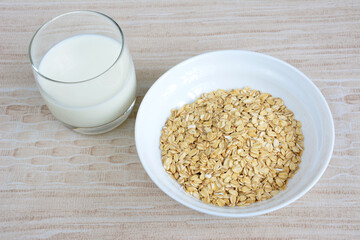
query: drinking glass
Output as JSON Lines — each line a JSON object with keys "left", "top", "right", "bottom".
{"left": 29, "top": 11, "right": 136, "bottom": 134}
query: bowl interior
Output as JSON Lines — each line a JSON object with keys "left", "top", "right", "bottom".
{"left": 135, "top": 50, "right": 334, "bottom": 217}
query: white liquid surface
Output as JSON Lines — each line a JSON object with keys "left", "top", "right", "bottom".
{"left": 40, "top": 34, "right": 120, "bottom": 82}
{"left": 37, "top": 34, "right": 136, "bottom": 127}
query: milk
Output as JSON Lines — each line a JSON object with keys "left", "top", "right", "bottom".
{"left": 36, "top": 34, "right": 136, "bottom": 127}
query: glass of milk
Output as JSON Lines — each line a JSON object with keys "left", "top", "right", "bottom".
{"left": 29, "top": 11, "right": 136, "bottom": 134}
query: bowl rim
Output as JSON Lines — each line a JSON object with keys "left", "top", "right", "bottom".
{"left": 135, "top": 50, "right": 335, "bottom": 217}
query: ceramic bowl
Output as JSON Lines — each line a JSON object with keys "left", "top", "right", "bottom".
{"left": 135, "top": 50, "right": 334, "bottom": 217}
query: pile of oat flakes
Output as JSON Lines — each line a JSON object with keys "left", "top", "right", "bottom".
{"left": 160, "top": 87, "right": 304, "bottom": 207}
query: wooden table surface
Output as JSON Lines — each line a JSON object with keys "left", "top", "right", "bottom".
{"left": 0, "top": 1, "right": 359, "bottom": 239}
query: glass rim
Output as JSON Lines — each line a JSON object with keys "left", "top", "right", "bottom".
{"left": 28, "top": 10, "right": 125, "bottom": 84}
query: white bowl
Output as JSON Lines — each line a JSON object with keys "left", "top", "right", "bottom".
{"left": 135, "top": 50, "right": 334, "bottom": 217}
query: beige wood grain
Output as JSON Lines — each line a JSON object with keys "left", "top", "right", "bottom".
{"left": 0, "top": 0, "right": 359, "bottom": 239}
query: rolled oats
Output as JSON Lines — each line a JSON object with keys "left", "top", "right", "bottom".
{"left": 160, "top": 87, "right": 304, "bottom": 207}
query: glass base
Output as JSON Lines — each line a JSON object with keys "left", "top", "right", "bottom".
{"left": 63, "top": 99, "right": 135, "bottom": 135}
